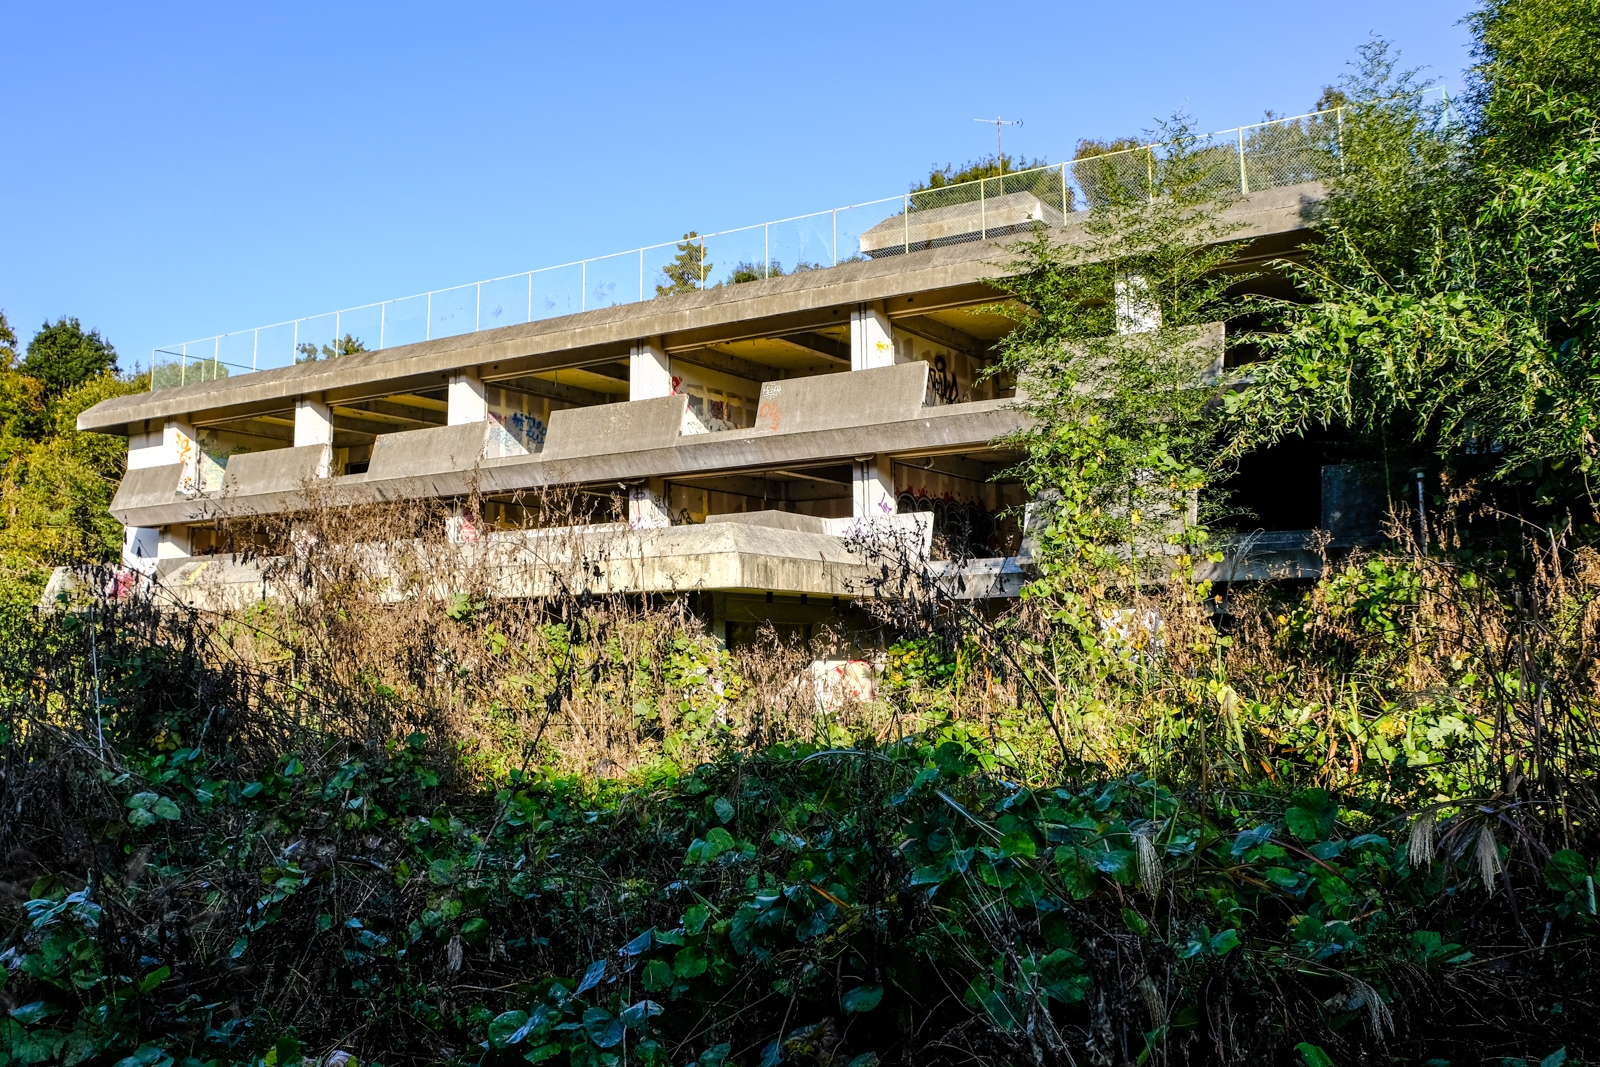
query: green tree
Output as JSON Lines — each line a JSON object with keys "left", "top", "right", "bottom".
{"left": 0, "top": 311, "right": 141, "bottom": 598}
{"left": 656, "top": 232, "right": 710, "bottom": 296}
{"left": 1229, "top": 17, "right": 1600, "bottom": 519}
{"left": 21, "top": 316, "right": 118, "bottom": 396}
{"left": 296, "top": 332, "right": 368, "bottom": 363}
{"left": 991, "top": 115, "right": 1243, "bottom": 595}
{"left": 0, "top": 309, "right": 16, "bottom": 365}
{"left": 913, "top": 152, "right": 1049, "bottom": 191}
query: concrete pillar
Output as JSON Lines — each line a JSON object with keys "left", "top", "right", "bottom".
{"left": 294, "top": 395, "right": 334, "bottom": 478}
{"left": 850, "top": 302, "right": 894, "bottom": 371}
{"left": 630, "top": 338, "right": 673, "bottom": 400}
{"left": 122, "top": 526, "right": 160, "bottom": 572}
{"left": 1115, "top": 275, "right": 1161, "bottom": 334}
{"left": 127, "top": 420, "right": 175, "bottom": 470}
{"left": 852, "top": 455, "right": 895, "bottom": 519}
{"left": 448, "top": 371, "right": 488, "bottom": 424}
{"left": 628, "top": 477, "right": 671, "bottom": 529}
{"left": 158, "top": 526, "right": 191, "bottom": 560}
{"left": 123, "top": 418, "right": 195, "bottom": 570}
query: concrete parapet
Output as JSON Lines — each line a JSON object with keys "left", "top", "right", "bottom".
{"left": 107, "top": 399, "right": 1028, "bottom": 529}
{"left": 542, "top": 394, "right": 693, "bottom": 460}
{"left": 223, "top": 445, "right": 334, "bottom": 495}
{"left": 367, "top": 422, "right": 507, "bottom": 480}
{"left": 705, "top": 510, "right": 829, "bottom": 534}
{"left": 109, "top": 463, "right": 184, "bottom": 513}
{"left": 754, "top": 361, "right": 929, "bottom": 435}
{"left": 861, "top": 191, "right": 1066, "bottom": 257}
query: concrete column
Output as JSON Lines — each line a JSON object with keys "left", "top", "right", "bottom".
{"left": 628, "top": 477, "right": 671, "bottom": 528}
{"left": 127, "top": 419, "right": 174, "bottom": 470}
{"left": 852, "top": 455, "right": 895, "bottom": 519}
{"left": 1115, "top": 275, "right": 1161, "bottom": 334}
{"left": 850, "top": 302, "right": 894, "bottom": 371}
{"left": 630, "top": 338, "right": 673, "bottom": 400}
{"left": 158, "top": 526, "right": 191, "bottom": 560}
{"left": 448, "top": 371, "right": 488, "bottom": 424}
{"left": 294, "top": 395, "right": 334, "bottom": 478}
{"left": 123, "top": 419, "right": 197, "bottom": 571}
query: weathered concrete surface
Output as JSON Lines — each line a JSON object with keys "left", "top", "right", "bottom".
{"left": 223, "top": 444, "right": 331, "bottom": 495}
{"left": 109, "top": 394, "right": 1030, "bottom": 529}
{"left": 861, "top": 191, "right": 1067, "bottom": 256}
{"left": 753, "top": 362, "right": 928, "bottom": 434}
{"left": 705, "top": 510, "right": 829, "bottom": 534}
{"left": 78, "top": 182, "right": 1323, "bottom": 434}
{"left": 83, "top": 520, "right": 897, "bottom": 612}
{"left": 366, "top": 422, "right": 496, "bottom": 480}
{"left": 542, "top": 394, "right": 694, "bottom": 460}
{"left": 109, "top": 404, "right": 1024, "bottom": 526}
{"left": 108, "top": 463, "right": 187, "bottom": 515}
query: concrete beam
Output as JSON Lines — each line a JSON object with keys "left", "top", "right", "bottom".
{"left": 675, "top": 346, "right": 783, "bottom": 384}
{"left": 775, "top": 331, "right": 850, "bottom": 364}
{"left": 110, "top": 398, "right": 1027, "bottom": 528}
{"left": 491, "top": 375, "right": 615, "bottom": 408}
{"left": 343, "top": 398, "right": 447, "bottom": 426}
{"left": 892, "top": 314, "right": 990, "bottom": 358}
{"left": 668, "top": 471, "right": 850, "bottom": 503}
{"left": 895, "top": 452, "right": 996, "bottom": 484}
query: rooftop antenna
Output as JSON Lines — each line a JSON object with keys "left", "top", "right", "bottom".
{"left": 974, "top": 115, "right": 1023, "bottom": 164}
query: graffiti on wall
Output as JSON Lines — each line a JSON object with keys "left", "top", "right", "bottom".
{"left": 896, "top": 488, "right": 999, "bottom": 558}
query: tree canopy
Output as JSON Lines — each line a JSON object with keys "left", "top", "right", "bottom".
{"left": 20, "top": 316, "right": 118, "bottom": 397}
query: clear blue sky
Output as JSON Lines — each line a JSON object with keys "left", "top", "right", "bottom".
{"left": 1, "top": 1, "right": 1476, "bottom": 372}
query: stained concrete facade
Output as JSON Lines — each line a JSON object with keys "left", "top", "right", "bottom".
{"left": 74, "top": 182, "right": 1332, "bottom": 622}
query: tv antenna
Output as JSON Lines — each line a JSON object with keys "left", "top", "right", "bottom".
{"left": 974, "top": 115, "right": 1023, "bottom": 161}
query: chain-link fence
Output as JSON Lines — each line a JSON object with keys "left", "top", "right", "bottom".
{"left": 149, "top": 93, "right": 1446, "bottom": 391}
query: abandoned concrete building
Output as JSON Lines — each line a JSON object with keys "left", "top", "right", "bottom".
{"left": 74, "top": 167, "right": 1356, "bottom": 643}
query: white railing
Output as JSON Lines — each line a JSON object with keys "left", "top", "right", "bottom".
{"left": 149, "top": 90, "right": 1450, "bottom": 391}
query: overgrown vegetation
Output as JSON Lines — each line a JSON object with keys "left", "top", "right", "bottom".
{"left": 5, "top": 2, "right": 1600, "bottom": 1065}
{"left": 0, "top": 313, "right": 140, "bottom": 606}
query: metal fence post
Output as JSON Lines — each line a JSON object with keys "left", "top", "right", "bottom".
{"left": 1237, "top": 126, "right": 1249, "bottom": 195}
{"left": 903, "top": 194, "right": 910, "bottom": 255}
{"left": 765, "top": 222, "right": 771, "bottom": 279}
{"left": 1147, "top": 148, "right": 1155, "bottom": 203}
{"left": 475, "top": 283, "right": 482, "bottom": 331}
{"left": 699, "top": 235, "right": 706, "bottom": 289}
{"left": 214, "top": 337, "right": 220, "bottom": 381}
{"left": 181, "top": 343, "right": 188, "bottom": 387}
{"left": 529, "top": 272, "right": 535, "bottom": 321}
{"left": 379, "top": 303, "right": 386, "bottom": 349}
{"left": 252, "top": 328, "right": 259, "bottom": 372}
{"left": 582, "top": 261, "right": 588, "bottom": 309}
{"left": 335, "top": 310, "right": 341, "bottom": 352}
{"left": 426, "top": 294, "right": 431, "bottom": 341}
{"left": 980, "top": 178, "right": 986, "bottom": 239}
{"left": 1061, "top": 163, "right": 1069, "bottom": 216}
{"left": 832, "top": 209, "right": 837, "bottom": 267}
{"left": 1336, "top": 108, "right": 1346, "bottom": 175}
{"left": 638, "top": 251, "right": 644, "bottom": 301}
